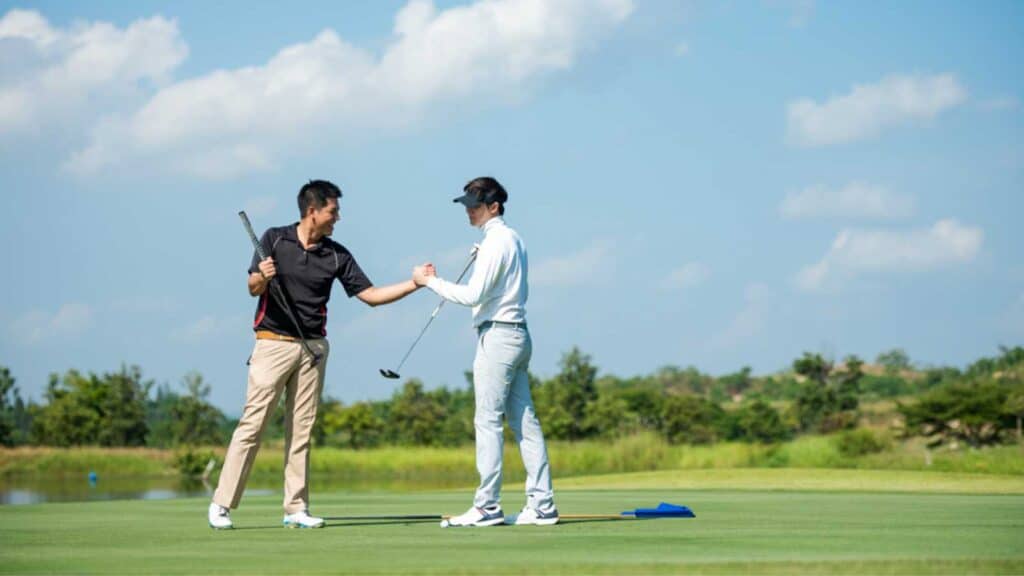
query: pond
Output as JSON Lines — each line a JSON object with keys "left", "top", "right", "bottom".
{"left": 0, "top": 475, "right": 467, "bottom": 505}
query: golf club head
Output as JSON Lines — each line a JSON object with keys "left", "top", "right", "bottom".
{"left": 379, "top": 369, "right": 400, "bottom": 379}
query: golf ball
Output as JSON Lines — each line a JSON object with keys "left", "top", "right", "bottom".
{"left": 440, "top": 519, "right": 450, "bottom": 528}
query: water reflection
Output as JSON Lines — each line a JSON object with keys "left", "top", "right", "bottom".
{"left": 3, "top": 476, "right": 210, "bottom": 505}
{"left": 1, "top": 475, "right": 468, "bottom": 505}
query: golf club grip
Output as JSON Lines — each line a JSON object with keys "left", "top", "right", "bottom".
{"left": 455, "top": 249, "right": 479, "bottom": 281}
{"left": 238, "top": 211, "right": 268, "bottom": 260}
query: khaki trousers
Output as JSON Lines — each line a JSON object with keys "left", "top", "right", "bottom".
{"left": 213, "top": 337, "right": 329, "bottom": 514}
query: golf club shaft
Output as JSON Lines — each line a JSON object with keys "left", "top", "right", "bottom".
{"left": 392, "top": 248, "right": 479, "bottom": 374}
{"left": 326, "top": 515, "right": 440, "bottom": 521}
{"left": 238, "top": 211, "right": 321, "bottom": 365}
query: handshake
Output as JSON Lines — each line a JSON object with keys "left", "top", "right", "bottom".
{"left": 412, "top": 263, "right": 437, "bottom": 287}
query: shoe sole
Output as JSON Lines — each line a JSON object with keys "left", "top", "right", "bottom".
{"left": 448, "top": 516, "right": 505, "bottom": 527}
{"left": 283, "top": 521, "right": 325, "bottom": 529}
{"left": 209, "top": 523, "right": 233, "bottom": 530}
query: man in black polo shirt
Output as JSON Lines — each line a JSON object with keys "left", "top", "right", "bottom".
{"left": 209, "top": 179, "right": 426, "bottom": 530}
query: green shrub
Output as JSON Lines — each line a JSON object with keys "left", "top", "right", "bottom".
{"left": 733, "top": 400, "right": 791, "bottom": 443}
{"left": 899, "top": 380, "right": 1012, "bottom": 447}
{"left": 660, "top": 394, "right": 724, "bottom": 444}
{"left": 834, "top": 429, "right": 891, "bottom": 457}
{"left": 173, "top": 447, "right": 218, "bottom": 477}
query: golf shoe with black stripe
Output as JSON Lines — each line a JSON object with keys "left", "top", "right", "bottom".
{"left": 506, "top": 506, "right": 559, "bottom": 526}
{"left": 446, "top": 505, "right": 505, "bottom": 527}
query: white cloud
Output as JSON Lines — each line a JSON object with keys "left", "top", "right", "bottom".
{"left": 788, "top": 0, "right": 815, "bottom": 27}
{"left": 712, "top": 282, "right": 771, "bottom": 348}
{"left": 171, "top": 314, "right": 247, "bottom": 343}
{"left": 796, "top": 219, "right": 983, "bottom": 291}
{"left": 662, "top": 261, "right": 709, "bottom": 290}
{"left": 0, "top": 9, "right": 187, "bottom": 135}
{"left": 532, "top": 238, "right": 615, "bottom": 287}
{"left": 999, "top": 292, "right": 1024, "bottom": 338}
{"left": 766, "top": 0, "right": 815, "bottom": 28}
{"left": 8, "top": 303, "right": 93, "bottom": 344}
{"left": 780, "top": 182, "right": 914, "bottom": 221}
{"left": 243, "top": 195, "right": 281, "bottom": 219}
{"left": 109, "top": 295, "right": 178, "bottom": 314}
{"left": 63, "top": 0, "right": 634, "bottom": 179}
{"left": 787, "top": 74, "right": 967, "bottom": 147}
{"left": 0, "top": 9, "right": 57, "bottom": 45}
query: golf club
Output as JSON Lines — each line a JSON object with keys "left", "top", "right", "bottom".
{"left": 239, "top": 211, "right": 323, "bottom": 367}
{"left": 379, "top": 245, "right": 479, "bottom": 379}
{"left": 326, "top": 502, "right": 693, "bottom": 527}
{"left": 437, "top": 502, "right": 695, "bottom": 527}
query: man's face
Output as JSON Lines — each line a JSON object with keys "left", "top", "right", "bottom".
{"left": 466, "top": 203, "right": 487, "bottom": 227}
{"left": 466, "top": 202, "right": 498, "bottom": 227}
{"left": 311, "top": 198, "right": 340, "bottom": 237}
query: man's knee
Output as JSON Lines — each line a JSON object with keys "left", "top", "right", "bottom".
{"left": 231, "top": 422, "right": 263, "bottom": 448}
{"left": 474, "top": 410, "right": 504, "bottom": 430}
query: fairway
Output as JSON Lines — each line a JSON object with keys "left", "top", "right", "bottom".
{"left": 2, "top": 472, "right": 1023, "bottom": 574}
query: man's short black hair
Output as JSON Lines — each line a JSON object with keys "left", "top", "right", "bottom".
{"left": 464, "top": 176, "right": 508, "bottom": 215}
{"left": 298, "top": 179, "right": 343, "bottom": 217}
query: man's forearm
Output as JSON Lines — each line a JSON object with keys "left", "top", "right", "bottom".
{"left": 248, "top": 272, "right": 270, "bottom": 296}
{"left": 358, "top": 280, "right": 419, "bottom": 306}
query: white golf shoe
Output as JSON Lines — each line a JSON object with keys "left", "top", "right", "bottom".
{"left": 446, "top": 505, "right": 505, "bottom": 527}
{"left": 208, "top": 502, "right": 233, "bottom": 530}
{"left": 505, "top": 506, "right": 559, "bottom": 526}
{"left": 283, "top": 510, "right": 325, "bottom": 529}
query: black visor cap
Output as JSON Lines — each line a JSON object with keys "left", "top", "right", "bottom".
{"left": 452, "top": 192, "right": 484, "bottom": 208}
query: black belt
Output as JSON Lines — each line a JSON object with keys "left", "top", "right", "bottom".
{"left": 477, "top": 320, "right": 527, "bottom": 332}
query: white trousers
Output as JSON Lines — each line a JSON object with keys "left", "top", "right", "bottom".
{"left": 472, "top": 323, "right": 555, "bottom": 511}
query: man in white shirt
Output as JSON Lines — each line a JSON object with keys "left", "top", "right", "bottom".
{"left": 413, "top": 176, "right": 558, "bottom": 527}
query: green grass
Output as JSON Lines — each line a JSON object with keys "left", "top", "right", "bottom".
{"left": 558, "top": 468, "right": 1024, "bottom": 494}
{"left": 4, "top": 435, "right": 1023, "bottom": 480}
{"left": 1, "top": 470, "right": 1023, "bottom": 574}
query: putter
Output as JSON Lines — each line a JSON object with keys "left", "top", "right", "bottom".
{"left": 239, "top": 211, "right": 323, "bottom": 367}
{"left": 438, "top": 502, "right": 695, "bottom": 527}
{"left": 380, "top": 245, "right": 479, "bottom": 379}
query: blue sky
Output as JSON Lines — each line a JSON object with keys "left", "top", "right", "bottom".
{"left": 1, "top": 0, "right": 1021, "bottom": 414}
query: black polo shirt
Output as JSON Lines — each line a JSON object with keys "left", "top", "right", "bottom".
{"left": 249, "top": 224, "right": 372, "bottom": 339}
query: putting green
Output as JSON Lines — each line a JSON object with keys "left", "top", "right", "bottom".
{"left": 557, "top": 467, "right": 1024, "bottom": 494}
{"left": 1, "top": 470, "right": 1022, "bottom": 574}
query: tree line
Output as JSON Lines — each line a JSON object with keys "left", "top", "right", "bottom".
{"left": 1, "top": 346, "right": 1022, "bottom": 450}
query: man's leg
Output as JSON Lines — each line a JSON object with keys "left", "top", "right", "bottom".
{"left": 472, "top": 326, "right": 525, "bottom": 510}
{"left": 214, "top": 340, "right": 300, "bottom": 509}
{"left": 506, "top": 331, "right": 555, "bottom": 512}
{"left": 282, "top": 339, "right": 329, "bottom": 514}
{"left": 475, "top": 327, "right": 516, "bottom": 506}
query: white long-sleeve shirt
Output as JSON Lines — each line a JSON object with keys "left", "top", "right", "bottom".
{"left": 426, "top": 217, "right": 528, "bottom": 328}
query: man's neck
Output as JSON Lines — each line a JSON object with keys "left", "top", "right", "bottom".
{"left": 296, "top": 220, "right": 322, "bottom": 249}
{"left": 478, "top": 214, "right": 503, "bottom": 230}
